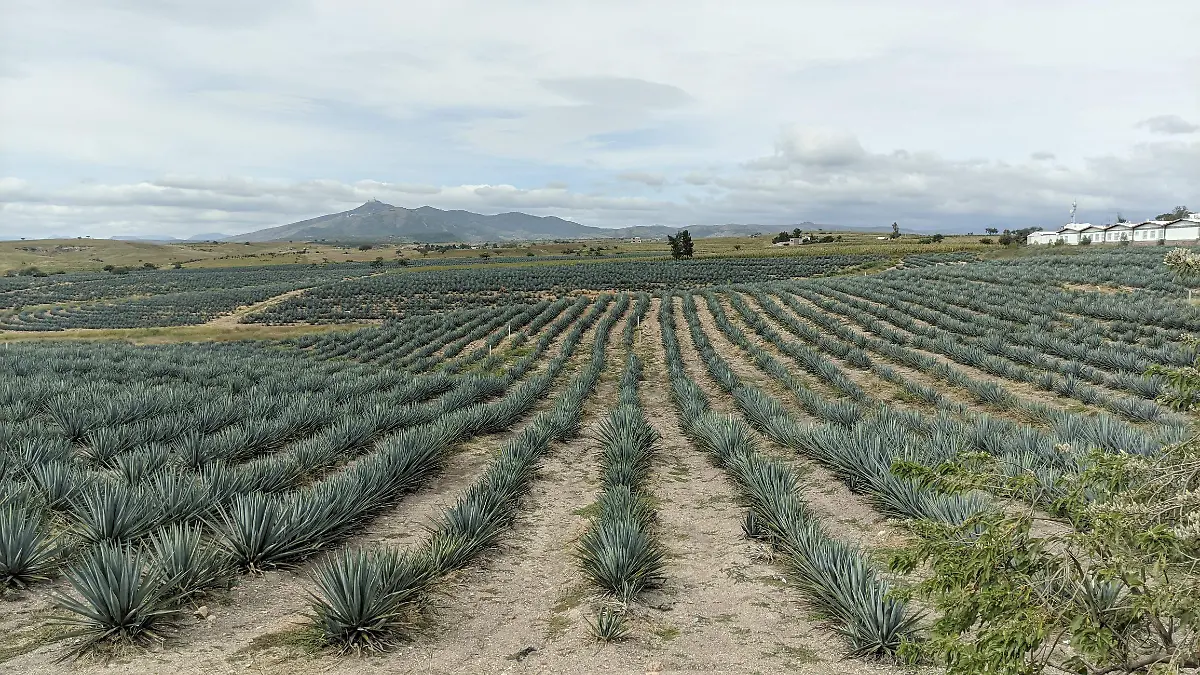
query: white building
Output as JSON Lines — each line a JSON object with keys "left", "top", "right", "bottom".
{"left": 1026, "top": 214, "right": 1200, "bottom": 245}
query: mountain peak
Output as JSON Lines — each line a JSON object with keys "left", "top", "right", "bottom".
{"left": 352, "top": 199, "right": 395, "bottom": 213}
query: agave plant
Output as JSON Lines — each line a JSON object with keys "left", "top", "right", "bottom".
{"left": 0, "top": 501, "right": 60, "bottom": 590}
{"left": 52, "top": 543, "right": 178, "bottom": 657}
{"left": 577, "top": 519, "right": 665, "bottom": 602}
{"left": 309, "top": 547, "right": 435, "bottom": 652}
{"left": 70, "top": 480, "right": 157, "bottom": 545}
{"left": 586, "top": 606, "right": 631, "bottom": 642}
{"left": 148, "top": 523, "right": 231, "bottom": 603}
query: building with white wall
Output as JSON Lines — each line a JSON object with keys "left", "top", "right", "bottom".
{"left": 1026, "top": 214, "right": 1200, "bottom": 245}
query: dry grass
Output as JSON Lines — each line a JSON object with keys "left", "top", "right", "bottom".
{"left": 2, "top": 233, "right": 992, "bottom": 274}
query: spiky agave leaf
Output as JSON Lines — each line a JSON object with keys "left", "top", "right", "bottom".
{"left": 52, "top": 543, "right": 178, "bottom": 658}
{"left": 0, "top": 501, "right": 60, "bottom": 590}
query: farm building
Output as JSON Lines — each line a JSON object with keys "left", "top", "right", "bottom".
{"left": 1026, "top": 213, "right": 1200, "bottom": 245}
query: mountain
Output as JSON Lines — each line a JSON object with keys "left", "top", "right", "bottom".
{"left": 111, "top": 235, "right": 186, "bottom": 243}
{"left": 228, "top": 200, "right": 600, "bottom": 243}
{"left": 228, "top": 201, "right": 879, "bottom": 243}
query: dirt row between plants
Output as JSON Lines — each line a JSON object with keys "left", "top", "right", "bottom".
{"left": 622, "top": 297, "right": 909, "bottom": 674}
{"left": 677, "top": 296, "right": 907, "bottom": 553}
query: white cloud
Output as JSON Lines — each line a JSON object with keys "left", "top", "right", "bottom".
{"left": 616, "top": 171, "right": 667, "bottom": 187}
{"left": 1136, "top": 115, "right": 1199, "bottom": 135}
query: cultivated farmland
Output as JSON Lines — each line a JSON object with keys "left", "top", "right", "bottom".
{"left": 1, "top": 246, "right": 1197, "bottom": 674}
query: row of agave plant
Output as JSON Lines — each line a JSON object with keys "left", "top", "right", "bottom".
{"left": 743, "top": 284, "right": 1186, "bottom": 455}
{"left": 307, "top": 293, "right": 630, "bottom": 651}
{"left": 896, "top": 249, "right": 1200, "bottom": 331}
{"left": 0, "top": 295, "right": 618, "bottom": 656}
{"left": 247, "top": 253, "right": 881, "bottom": 324}
{"left": 830, "top": 273, "right": 1194, "bottom": 370}
{"left": 575, "top": 293, "right": 665, "bottom": 638}
{"left": 700, "top": 286, "right": 1177, "bottom": 514}
{"left": 907, "top": 268, "right": 1191, "bottom": 349}
{"left": 798, "top": 282, "right": 1181, "bottom": 424}
{"left": 659, "top": 293, "right": 920, "bottom": 658}
{"left": 680, "top": 293, "right": 992, "bottom": 524}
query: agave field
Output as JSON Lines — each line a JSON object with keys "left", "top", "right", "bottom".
{"left": 1, "top": 247, "right": 1198, "bottom": 674}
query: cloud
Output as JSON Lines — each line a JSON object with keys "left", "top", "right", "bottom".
{"left": 616, "top": 171, "right": 667, "bottom": 187}
{"left": 3, "top": 131, "right": 1197, "bottom": 238}
{"left": 745, "top": 126, "right": 868, "bottom": 170}
{"left": 1030, "top": 151, "right": 1056, "bottom": 160}
{"left": 540, "top": 77, "right": 692, "bottom": 109}
{"left": 1136, "top": 115, "right": 1199, "bottom": 135}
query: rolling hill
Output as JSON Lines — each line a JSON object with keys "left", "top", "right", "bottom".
{"left": 228, "top": 200, "right": 871, "bottom": 243}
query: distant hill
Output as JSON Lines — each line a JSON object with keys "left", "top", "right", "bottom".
{"left": 227, "top": 200, "right": 599, "bottom": 243}
{"left": 112, "top": 232, "right": 231, "bottom": 243}
{"left": 227, "top": 200, "right": 874, "bottom": 243}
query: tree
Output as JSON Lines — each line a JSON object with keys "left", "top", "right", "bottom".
{"left": 997, "top": 233, "right": 1014, "bottom": 245}
{"left": 667, "top": 230, "right": 694, "bottom": 259}
{"left": 1156, "top": 206, "right": 1190, "bottom": 221}
{"left": 1116, "top": 213, "right": 1128, "bottom": 223}
{"left": 985, "top": 227, "right": 999, "bottom": 235}
{"left": 931, "top": 233, "right": 945, "bottom": 243}
{"left": 772, "top": 232, "right": 790, "bottom": 244}
{"left": 979, "top": 237, "right": 994, "bottom": 245}
{"left": 792, "top": 228, "right": 803, "bottom": 239}
{"left": 890, "top": 222, "right": 901, "bottom": 239}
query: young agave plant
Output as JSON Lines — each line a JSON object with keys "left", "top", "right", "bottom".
{"left": 586, "top": 606, "right": 631, "bottom": 642}
{"left": 52, "top": 543, "right": 178, "bottom": 658}
{"left": 0, "top": 501, "right": 60, "bottom": 591}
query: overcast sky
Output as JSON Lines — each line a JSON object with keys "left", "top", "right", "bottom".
{"left": 2, "top": 0, "right": 1198, "bottom": 238}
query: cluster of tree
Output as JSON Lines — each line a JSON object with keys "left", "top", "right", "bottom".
{"left": 917, "top": 234, "right": 945, "bottom": 244}
{"left": 979, "top": 226, "right": 1041, "bottom": 246}
{"left": 773, "top": 230, "right": 840, "bottom": 244}
{"left": 1155, "top": 205, "right": 1191, "bottom": 221}
{"left": 667, "top": 230, "right": 694, "bottom": 260}
{"left": 101, "top": 262, "right": 160, "bottom": 274}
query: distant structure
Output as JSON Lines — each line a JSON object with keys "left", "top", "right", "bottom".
{"left": 1027, "top": 204, "right": 1200, "bottom": 245}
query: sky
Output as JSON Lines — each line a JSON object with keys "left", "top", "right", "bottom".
{"left": 1, "top": 0, "right": 1198, "bottom": 239}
